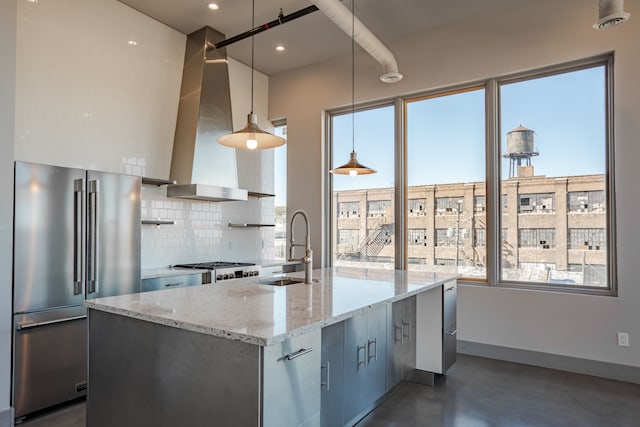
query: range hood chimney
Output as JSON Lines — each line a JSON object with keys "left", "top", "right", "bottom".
{"left": 168, "top": 27, "right": 248, "bottom": 202}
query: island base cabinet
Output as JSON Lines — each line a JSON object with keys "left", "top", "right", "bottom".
{"left": 87, "top": 310, "right": 261, "bottom": 427}
{"left": 88, "top": 310, "right": 322, "bottom": 427}
{"left": 263, "top": 329, "right": 321, "bottom": 427}
{"left": 386, "top": 296, "right": 416, "bottom": 391}
{"left": 320, "top": 322, "right": 345, "bottom": 427}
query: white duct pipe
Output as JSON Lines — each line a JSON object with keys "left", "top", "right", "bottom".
{"left": 594, "top": 0, "right": 630, "bottom": 30}
{"left": 309, "top": 0, "right": 403, "bottom": 83}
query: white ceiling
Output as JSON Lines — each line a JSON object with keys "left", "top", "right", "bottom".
{"left": 118, "top": 0, "right": 519, "bottom": 75}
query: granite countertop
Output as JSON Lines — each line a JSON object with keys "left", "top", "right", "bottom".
{"left": 87, "top": 267, "right": 458, "bottom": 346}
{"left": 141, "top": 267, "right": 209, "bottom": 279}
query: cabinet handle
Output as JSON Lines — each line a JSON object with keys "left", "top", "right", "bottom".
{"left": 395, "top": 325, "right": 403, "bottom": 344}
{"left": 367, "top": 338, "right": 378, "bottom": 363}
{"left": 357, "top": 344, "right": 367, "bottom": 368}
{"left": 402, "top": 321, "right": 411, "bottom": 341}
{"left": 447, "top": 329, "right": 457, "bottom": 336}
{"left": 321, "top": 362, "right": 330, "bottom": 391}
{"left": 284, "top": 347, "right": 313, "bottom": 361}
{"left": 446, "top": 286, "right": 457, "bottom": 292}
{"left": 164, "top": 282, "right": 183, "bottom": 287}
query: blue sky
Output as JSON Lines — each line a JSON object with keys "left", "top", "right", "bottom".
{"left": 331, "top": 65, "right": 606, "bottom": 192}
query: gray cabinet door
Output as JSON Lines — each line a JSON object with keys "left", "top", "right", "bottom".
{"left": 321, "top": 322, "right": 344, "bottom": 427}
{"left": 263, "top": 329, "right": 321, "bottom": 427}
{"left": 366, "top": 304, "right": 387, "bottom": 404}
{"left": 343, "top": 312, "right": 369, "bottom": 424}
{"left": 387, "top": 296, "right": 416, "bottom": 391}
{"left": 343, "top": 304, "right": 388, "bottom": 425}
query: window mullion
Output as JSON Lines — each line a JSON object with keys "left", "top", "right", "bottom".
{"left": 486, "top": 78, "right": 500, "bottom": 287}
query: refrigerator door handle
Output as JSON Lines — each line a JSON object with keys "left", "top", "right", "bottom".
{"left": 88, "top": 180, "right": 100, "bottom": 294}
{"left": 73, "top": 179, "right": 84, "bottom": 295}
{"left": 16, "top": 315, "right": 87, "bottom": 331}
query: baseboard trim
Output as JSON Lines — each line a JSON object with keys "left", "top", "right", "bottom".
{"left": 0, "top": 407, "right": 14, "bottom": 427}
{"left": 458, "top": 340, "right": 640, "bottom": 385}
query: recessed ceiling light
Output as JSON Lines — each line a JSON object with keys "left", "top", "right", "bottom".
{"left": 275, "top": 45, "right": 285, "bottom": 52}
{"left": 128, "top": 40, "right": 137, "bottom": 46}
{"left": 207, "top": 3, "right": 219, "bottom": 11}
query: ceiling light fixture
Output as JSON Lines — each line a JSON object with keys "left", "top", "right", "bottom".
{"left": 330, "top": 0, "right": 376, "bottom": 176}
{"left": 207, "top": 3, "right": 219, "bottom": 11}
{"left": 275, "top": 45, "right": 285, "bottom": 52}
{"left": 218, "top": 0, "right": 285, "bottom": 150}
{"left": 593, "top": 0, "right": 630, "bottom": 29}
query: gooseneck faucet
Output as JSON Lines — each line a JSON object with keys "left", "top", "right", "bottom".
{"left": 288, "top": 209, "right": 313, "bottom": 284}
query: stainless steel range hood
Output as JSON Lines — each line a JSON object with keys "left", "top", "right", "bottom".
{"left": 168, "top": 27, "right": 248, "bottom": 202}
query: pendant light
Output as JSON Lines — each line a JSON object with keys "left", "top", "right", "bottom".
{"left": 330, "top": 0, "right": 376, "bottom": 176}
{"left": 218, "top": 0, "right": 285, "bottom": 150}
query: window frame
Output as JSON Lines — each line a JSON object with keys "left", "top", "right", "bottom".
{"left": 325, "top": 53, "right": 617, "bottom": 296}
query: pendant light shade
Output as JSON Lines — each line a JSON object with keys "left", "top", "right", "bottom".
{"left": 330, "top": 151, "right": 376, "bottom": 176}
{"left": 329, "top": 0, "right": 376, "bottom": 176}
{"left": 218, "top": 113, "right": 285, "bottom": 149}
{"left": 217, "top": 0, "right": 285, "bottom": 150}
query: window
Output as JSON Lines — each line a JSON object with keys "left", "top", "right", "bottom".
{"left": 568, "top": 191, "right": 606, "bottom": 213}
{"left": 408, "top": 198, "right": 426, "bottom": 216}
{"left": 518, "top": 229, "right": 556, "bottom": 248}
{"left": 408, "top": 229, "right": 427, "bottom": 246}
{"left": 328, "top": 55, "right": 615, "bottom": 294}
{"left": 338, "top": 201, "right": 360, "bottom": 218}
{"left": 367, "top": 200, "right": 391, "bottom": 217}
{"left": 435, "top": 197, "right": 465, "bottom": 215}
{"left": 568, "top": 228, "right": 606, "bottom": 250}
{"left": 337, "top": 229, "right": 360, "bottom": 255}
{"left": 330, "top": 104, "right": 395, "bottom": 269}
{"left": 499, "top": 58, "right": 613, "bottom": 290}
{"left": 273, "top": 124, "right": 287, "bottom": 260}
{"left": 518, "top": 193, "right": 555, "bottom": 214}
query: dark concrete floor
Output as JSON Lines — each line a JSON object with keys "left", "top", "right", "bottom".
{"left": 19, "top": 354, "right": 640, "bottom": 427}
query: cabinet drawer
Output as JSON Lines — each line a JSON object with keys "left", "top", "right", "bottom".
{"left": 141, "top": 274, "right": 202, "bottom": 292}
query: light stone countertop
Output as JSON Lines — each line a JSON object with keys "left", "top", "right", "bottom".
{"left": 86, "top": 267, "right": 458, "bottom": 346}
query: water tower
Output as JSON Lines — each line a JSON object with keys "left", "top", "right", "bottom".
{"left": 503, "top": 125, "right": 539, "bottom": 178}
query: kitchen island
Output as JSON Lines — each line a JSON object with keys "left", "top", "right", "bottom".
{"left": 85, "top": 267, "right": 458, "bottom": 427}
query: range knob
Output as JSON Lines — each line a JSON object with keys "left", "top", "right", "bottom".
{"left": 243, "top": 271, "right": 249, "bottom": 277}
{"left": 216, "top": 274, "right": 223, "bottom": 281}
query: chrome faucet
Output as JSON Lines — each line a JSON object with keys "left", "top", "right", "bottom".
{"left": 288, "top": 209, "right": 313, "bottom": 284}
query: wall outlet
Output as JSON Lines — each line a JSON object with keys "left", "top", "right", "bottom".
{"left": 617, "top": 332, "right": 630, "bottom": 347}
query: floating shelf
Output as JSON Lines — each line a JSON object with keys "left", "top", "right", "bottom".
{"left": 142, "top": 220, "right": 176, "bottom": 226}
{"left": 247, "top": 191, "right": 275, "bottom": 198}
{"left": 141, "top": 177, "right": 176, "bottom": 186}
{"left": 228, "top": 223, "right": 276, "bottom": 228}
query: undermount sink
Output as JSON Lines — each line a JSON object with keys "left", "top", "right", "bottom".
{"left": 259, "top": 277, "right": 307, "bottom": 286}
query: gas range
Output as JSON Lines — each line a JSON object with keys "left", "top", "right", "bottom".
{"left": 173, "top": 261, "right": 261, "bottom": 283}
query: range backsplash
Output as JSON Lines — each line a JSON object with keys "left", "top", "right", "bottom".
{"left": 141, "top": 185, "right": 275, "bottom": 269}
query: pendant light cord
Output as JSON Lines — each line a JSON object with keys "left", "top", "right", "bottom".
{"left": 351, "top": 0, "right": 355, "bottom": 153}
{"left": 251, "top": 0, "right": 255, "bottom": 115}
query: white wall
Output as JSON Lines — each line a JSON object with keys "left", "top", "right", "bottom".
{"left": 270, "top": 0, "right": 640, "bottom": 367}
{"left": 14, "top": 0, "right": 185, "bottom": 177}
{"left": 0, "top": 0, "right": 17, "bottom": 421}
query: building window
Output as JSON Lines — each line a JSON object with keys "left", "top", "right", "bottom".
{"left": 337, "top": 229, "right": 360, "bottom": 254}
{"left": 568, "top": 264, "right": 607, "bottom": 286}
{"left": 518, "top": 229, "right": 555, "bottom": 249}
{"left": 474, "top": 228, "right": 486, "bottom": 247}
{"left": 435, "top": 228, "right": 466, "bottom": 247}
{"left": 474, "top": 196, "right": 486, "bottom": 213}
{"left": 568, "top": 191, "right": 606, "bottom": 213}
{"left": 434, "top": 258, "right": 464, "bottom": 267}
{"left": 408, "top": 229, "right": 427, "bottom": 246}
{"left": 408, "top": 198, "right": 426, "bottom": 216}
{"left": 568, "top": 228, "right": 606, "bottom": 250}
{"left": 435, "top": 197, "right": 465, "bottom": 215}
{"left": 338, "top": 201, "right": 360, "bottom": 218}
{"left": 367, "top": 200, "right": 392, "bottom": 217}
{"left": 518, "top": 193, "right": 555, "bottom": 214}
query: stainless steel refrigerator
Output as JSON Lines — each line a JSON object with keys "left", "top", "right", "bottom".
{"left": 12, "top": 161, "right": 141, "bottom": 419}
